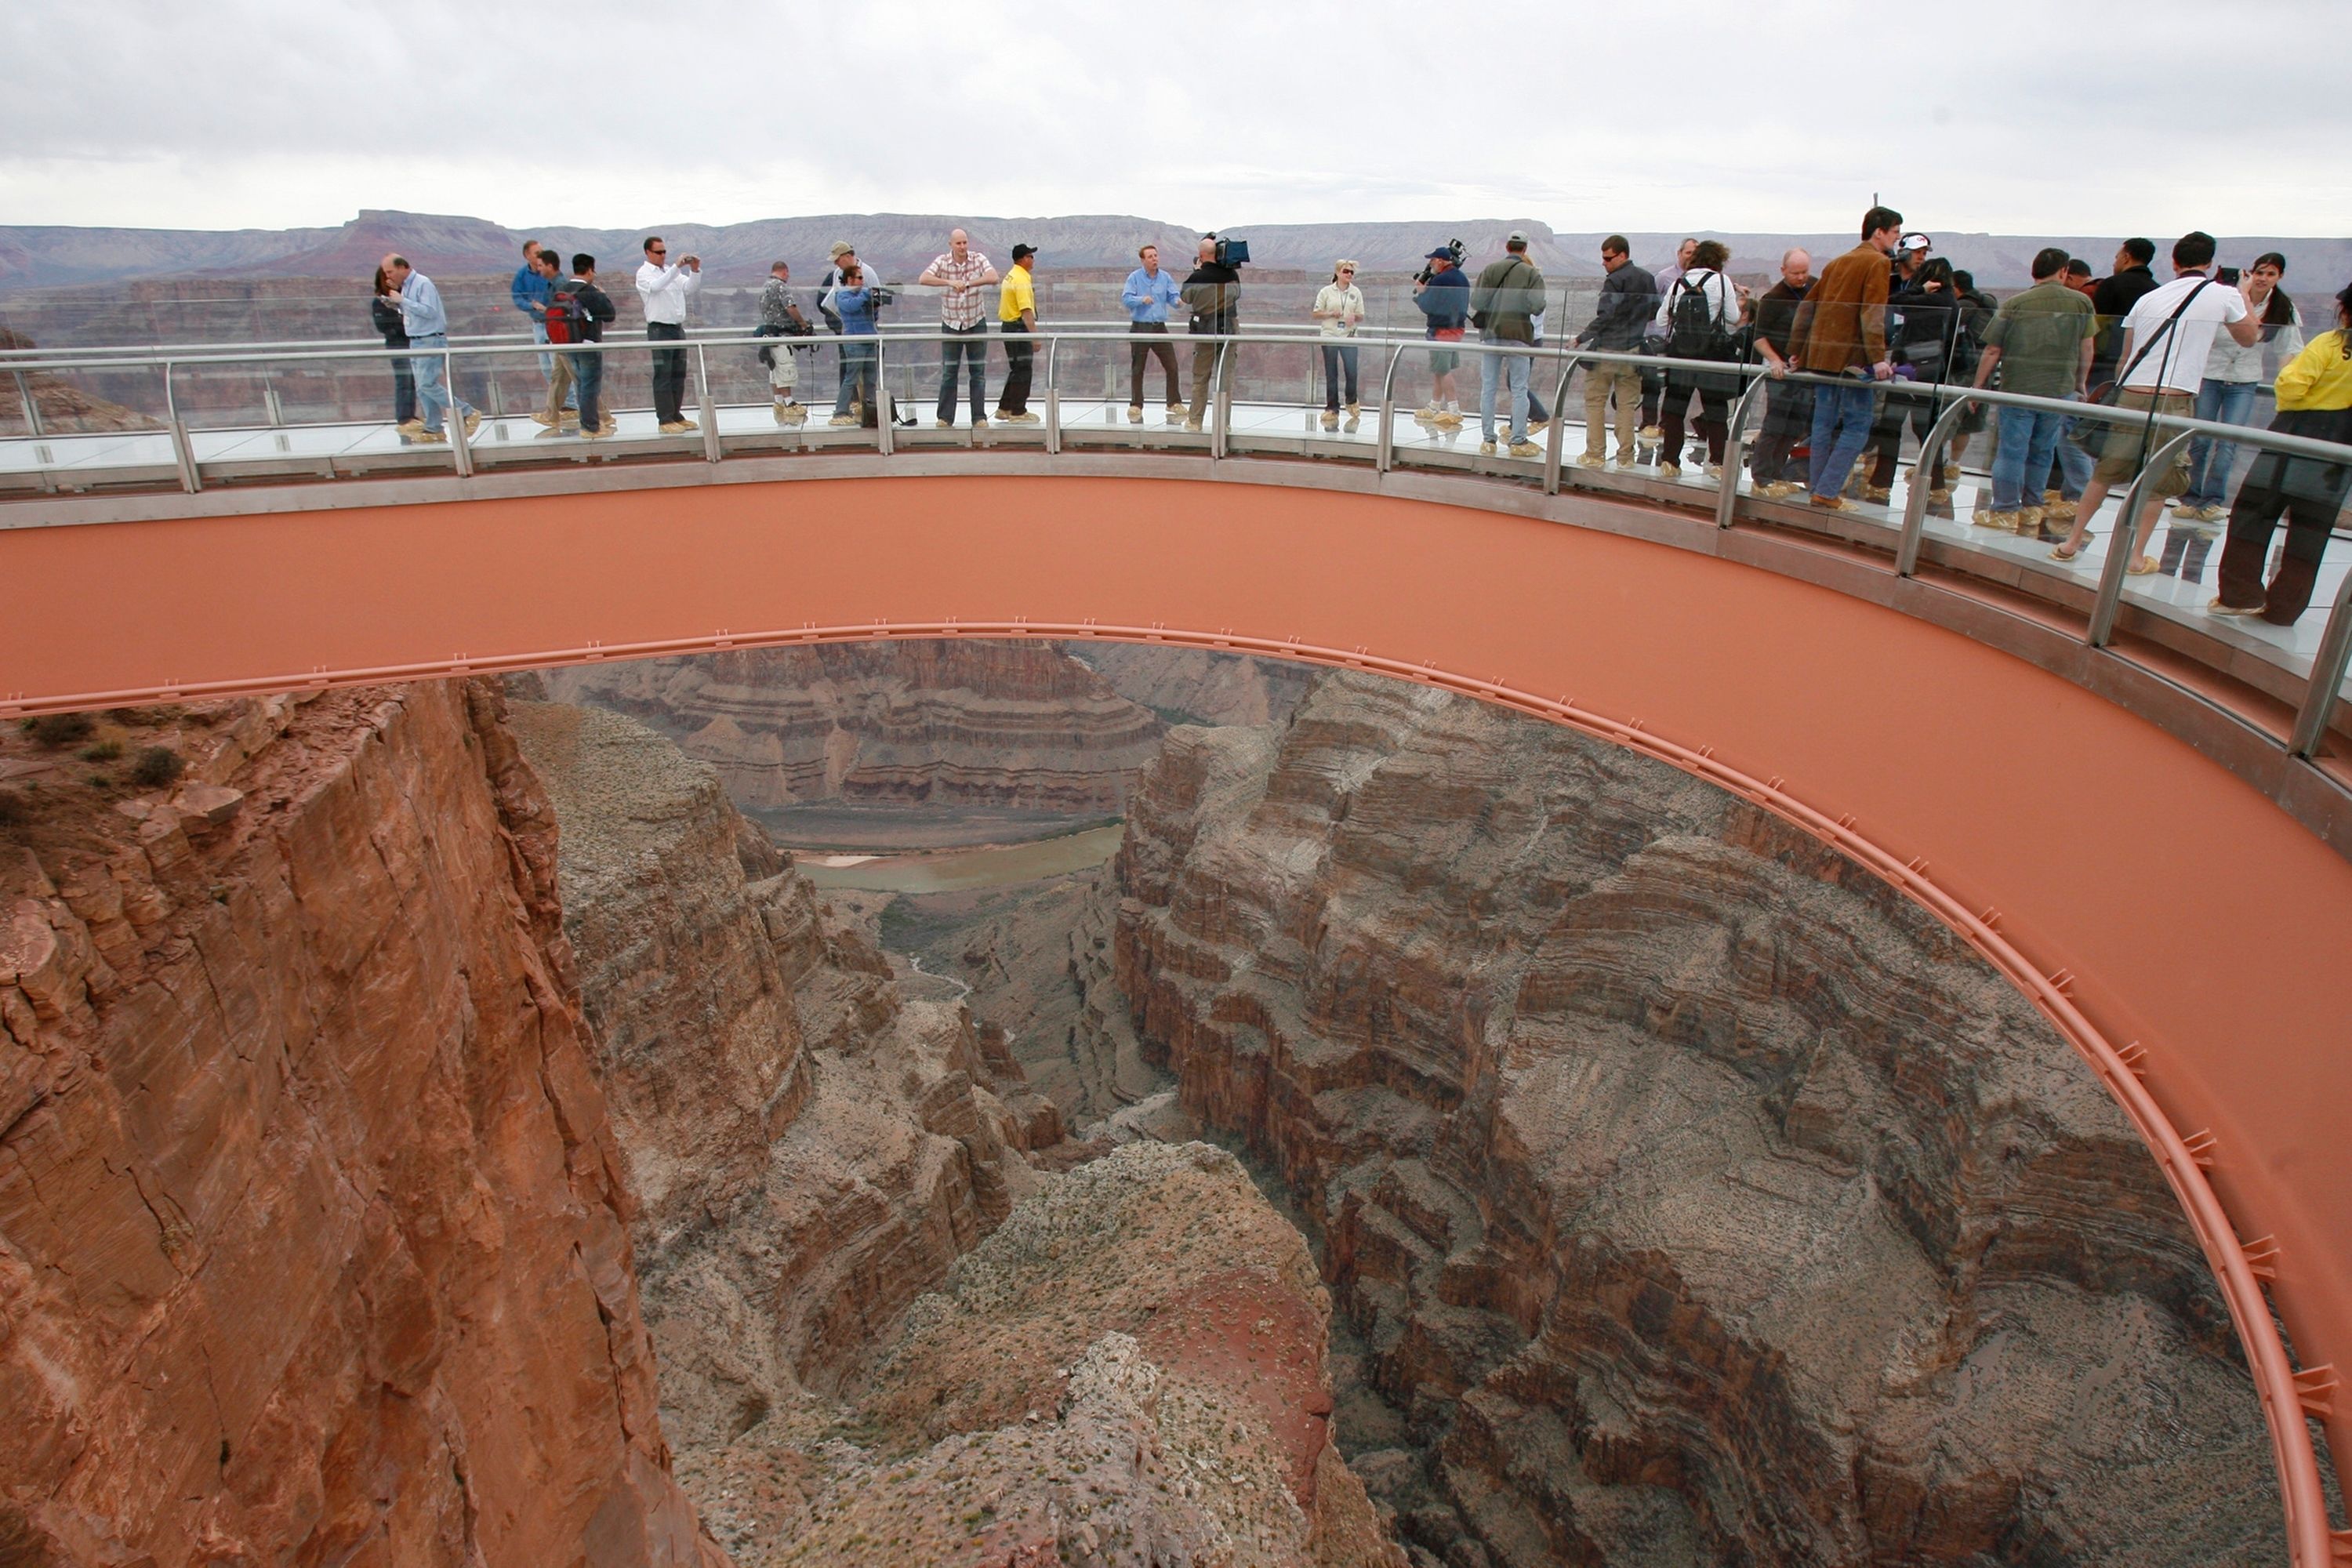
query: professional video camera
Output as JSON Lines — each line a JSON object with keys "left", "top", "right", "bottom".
{"left": 866, "top": 282, "right": 895, "bottom": 309}
{"left": 1211, "top": 237, "right": 1250, "bottom": 267}
{"left": 1417, "top": 238, "right": 1466, "bottom": 285}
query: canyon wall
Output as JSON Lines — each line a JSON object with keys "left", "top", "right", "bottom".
{"left": 1108, "top": 671, "right": 2292, "bottom": 1567}
{"left": 541, "top": 643, "right": 1164, "bottom": 818}
{"left": 1065, "top": 644, "right": 1316, "bottom": 730}
{"left": 0, "top": 682, "right": 720, "bottom": 1567}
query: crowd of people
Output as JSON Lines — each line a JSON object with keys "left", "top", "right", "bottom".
{"left": 368, "top": 208, "right": 2352, "bottom": 626}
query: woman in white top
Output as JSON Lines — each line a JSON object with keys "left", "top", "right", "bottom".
{"left": 2177, "top": 252, "right": 2306, "bottom": 520}
{"left": 1650, "top": 238, "right": 1741, "bottom": 476}
{"left": 1313, "top": 260, "right": 1367, "bottom": 429}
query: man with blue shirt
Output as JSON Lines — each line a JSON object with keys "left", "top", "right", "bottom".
{"left": 1412, "top": 248, "right": 1470, "bottom": 427}
{"left": 379, "top": 252, "right": 477, "bottom": 445}
{"left": 510, "top": 239, "right": 574, "bottom": 420}
{"left": 1121, "top": 243, "right": 1184, "bottom": 423}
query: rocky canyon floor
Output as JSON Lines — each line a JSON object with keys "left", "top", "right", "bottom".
{"left": 3, "top": 641, "right": 2327, "bottom": 1567}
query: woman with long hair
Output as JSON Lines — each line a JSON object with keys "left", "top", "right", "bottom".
{"left": 370, "top": 264, "right": 416, "bottom": 430}
{"left": 2176, "top": 251, "right": 2305, "bottom": 521}
{"left": 2210, "top": 281, "right": 2352, "bottom": 624}
{"left": 1312, "top": 260, "right": 1366, "bottom": 430}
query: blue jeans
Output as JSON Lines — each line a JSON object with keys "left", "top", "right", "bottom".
{"left": 936, "top": 325, "right": 988, "bottom": 422}
{"left": 2052, "top": 397, "right": 2095, "bottom": 499}
{"left": 570, "top": 347, "right": 604, "bottom": 430}
{"left": 1320, "top": 343, "right": 1359, "bottom": 409}
{"left": 1991, "top": 405, "right": 2069, "bottom": 510}
{"left": 1807, "top": 376, "right": 1878, "bottom": 499}
{"left": 408, "top": 333, "right": 473, "bottom": 434}
{"left": 2182, "top": 377, "right": 2259, "bottom": 506}
{"left": 835, "top": 340, "right": 877, "bottom": 416}
{"left": 531, "top": 319, "right": 575, "bottom": 409}
{"left": 1479, "top": 350, "right": 1530, "bottom": 442}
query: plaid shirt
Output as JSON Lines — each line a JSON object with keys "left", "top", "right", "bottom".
{"left": 930, "top": 251, "right": 994, "bottom": 330}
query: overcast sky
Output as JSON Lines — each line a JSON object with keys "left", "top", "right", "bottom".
{"left": 5, "top": 0, "right": 2345, "bottom": 238}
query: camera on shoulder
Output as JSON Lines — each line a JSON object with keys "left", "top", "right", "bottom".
{"left": 1212, "top": 238, "right": 1250, "bottom": 267}
{"left": 1417, "top": 238, "right": 1466, "bottom": 285}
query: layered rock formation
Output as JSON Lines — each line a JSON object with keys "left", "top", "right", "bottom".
{"left": 0, "top": 682, "right": 720, "bottom": 1566}
{"left": 541, "top": 643, "right": 1165, "bottom": 818}
{"left": 1066, "top": 644, "right": 1316, "bottom": 730}
{"left": 1107, "top": 672, "right": 2291, "bottom": 1566}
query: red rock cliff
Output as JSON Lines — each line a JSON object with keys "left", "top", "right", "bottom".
{"left": 0, "top": 682, "right": 722, "bottom": 1567}
{"left": 1109, "top": 671, "right": 2294, "bottom": 1567}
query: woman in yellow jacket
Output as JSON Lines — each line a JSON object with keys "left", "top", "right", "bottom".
{"left": 2213, "top": 281, "right": 2352, "bottom": 624}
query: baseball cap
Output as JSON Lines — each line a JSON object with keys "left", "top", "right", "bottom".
{"left": 1505, "top": 230, "right": 1529, "bottom": 246}
{"left": 1899, "top": 232, "right": 1932, "bottom": 253}
{"left": 1011, "top": 243, "right": 1036, "bottom": 261}
{"left": 1425, "top": 248, "right": 1454, "bottom": 260}
{"left": 828, "top": 241, "right": 854, "bottom": 260}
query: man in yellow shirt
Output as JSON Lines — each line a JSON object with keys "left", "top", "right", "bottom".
{"left": 994, "top": 244, "right": 1042, "bottom": 425}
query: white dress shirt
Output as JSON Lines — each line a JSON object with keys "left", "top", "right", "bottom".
{"left": 636, "top": 260, "right": 703, "bottom": 325}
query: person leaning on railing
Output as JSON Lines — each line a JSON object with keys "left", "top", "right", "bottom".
{"left": 369, "top": 264, "right": 415, "bottom": 431}
{"left": 1788, "top": 205, "right": 1902, "bottom": 510}
{"left": 2211, "top": 281, "right": 2352, "bottom": 626}
{"left": 1121, "top": 244, "right": 1185, "bottom": 424}
{"left": 1573, "top": 235, "right": 1659, "bottom": 470}
{"left": 1312, "top": 260, "right": 1365, "bottom": 431}
{"left": 1971, "top": 245, "right": 2096, "bottom": 541}
{"left": 1745, "top": 249, "right": 1814, "bottom": 497}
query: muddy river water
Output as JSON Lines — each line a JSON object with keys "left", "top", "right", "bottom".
{"left": 791, "top": 824, "right": 1124, "bottom": 893}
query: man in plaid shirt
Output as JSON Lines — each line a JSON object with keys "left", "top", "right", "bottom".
{"left": 919, "top": 229, "right": 1000, "bottom": 427}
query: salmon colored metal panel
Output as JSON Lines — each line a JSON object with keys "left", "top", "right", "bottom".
{"left": 3, "top": 474, "right": 2348, "bottom": 1560}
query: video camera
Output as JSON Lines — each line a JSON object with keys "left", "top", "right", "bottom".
{"left": 866, "top": 282, "right": 895, "bottom": 309}
{"left": 1417, "top": 238, "right": 1466, "bottom": 285}
{"left": 1212, "top": 237, "right": 1250, "bottom": 267}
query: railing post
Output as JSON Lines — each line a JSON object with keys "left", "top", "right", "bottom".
{"left": 12, "top": 368, "right": 41, "bottom": 438}
{"left": 1715, "top": 370, "right": 1773, "bottom": 530}
{"left": 162, "top": 361, "right": 200, "bottom": 495}
{"left": 875, "top": 338, "right": 893, "bottom": 456}
{"left": 1893, "top": 391, "right": 1978, "bottom": 573}
{"left": 695, "top": 344, "right": 720, "bottom": 463}
{"left": 445, "top": 347, "right": 473, "bottom": 478}
{"left": 1376, "top": 343, "right": 1405, "bottom": 476}
{"left": 2290, "top": 566, "right": 2352, "bottom": 758}
{"left": 1541, "top": 350, "right": 1581, "bottom": 496}
{"left": 2085, "top": 429, "right": 2194, "bottom": 648}
{"left": 1210, "top": 341, "right": 1231, "bottom": 460}
{"left": 1045, "top": 335, "right": 1062, "bottom": 455}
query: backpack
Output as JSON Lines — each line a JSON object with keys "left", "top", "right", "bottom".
{"left": 545, "top": 287, "right": 586, "bottom": 345}
{"left": 1664, "top": 272, "right": 1730, "bottom": 361}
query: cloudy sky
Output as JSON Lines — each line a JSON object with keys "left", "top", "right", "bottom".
{"left": 5, "top": 0, "right": 2344, "bottom": 238}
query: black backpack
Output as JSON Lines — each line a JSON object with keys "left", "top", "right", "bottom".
{"left": 1664, "top": 272, "right": 1729, "bottom": 360}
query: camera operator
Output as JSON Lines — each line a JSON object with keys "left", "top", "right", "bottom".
{"left": 1412, "top": 242, "right": 1468, "bottom": 427}
{"left": 756, "top": 260, "right": 812, "bottom": 426}
{"left": 1181, "top": 235, "right": 1242, "bottom": 432}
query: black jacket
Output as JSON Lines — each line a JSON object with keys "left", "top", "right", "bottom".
{"left": 1577, "top": 263, "right": 1660, "bottom": 351}
{"left": 557, "top": 278, "right": 618, "bottom": 342}
{"left": 1181, "top": 263, "right": 1242, "bottom": 335}
{"left": 2091, "top": 264, "right": 2158, "bottom": 372}
{"left": 370, "top": 296, "right": 408, "bottom": 347}
{"left": 1751, "top": 280, "right": 1813, "bottom": 358}
{"left": 1889, "top": 281, "right": 1961, "bottom": 377}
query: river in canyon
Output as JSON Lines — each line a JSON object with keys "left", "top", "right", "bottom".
{"left": 790, "top": 822, "right": 1124, "bottom": 893}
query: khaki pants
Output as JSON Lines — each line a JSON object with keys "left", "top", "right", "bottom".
{"left": 542, "top": 351, "right": 574, "bottom": 423}
{"left": 1189, "top": 342, "right": 1222, "bottom": 426}
{"left": 1583, "top": 360, "right": 1641, "bottom": 458}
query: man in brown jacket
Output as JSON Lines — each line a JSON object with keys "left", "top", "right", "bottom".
{"left": 1789, "top": 205, "right": 1903, "bottom": 508}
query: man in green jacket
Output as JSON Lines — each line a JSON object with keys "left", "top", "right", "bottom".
{"left": 1471, "top": 233, "right": 1548, "bottom": 456}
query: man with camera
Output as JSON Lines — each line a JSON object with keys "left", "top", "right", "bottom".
{"left": 756, "top": 260, "right": 813, "bottom": 426}
{"left": 1413, "top": 243, "right": 1469, "bottom": 427}
{"left": 919, "top": 229, "right": 999, "bottom": 428}
{"left": 1470, "top": 234, "right": 1548, "bottom": 456}
{"left": 993, "top": 244, "right": 1043, "bottom": 425}
{"left": 1181, "top": 235, "right": 1243, "bottom": 432}
{"left": 636, "top": 236, "right": 702, "bottom": 434}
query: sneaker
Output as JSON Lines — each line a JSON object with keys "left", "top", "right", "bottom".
{"left": 935, "top": 418, "right": 954, "bottom": 429}
{"left": 396, "top": 418, "right": 425, "bottom": 434}
{"left": 2018, "top": 506, "right": 2045, "bottom": 532}
{"left": 828, "top": 415, "right": 859, "bottom": 427}
{"left": 779, "top": 405, "right": 808, "bottom": 426}
{"left": 1184, "top": 418, "right": 1203, "bottom": 432}
{"left": 1639, "top": 424, "right": 1662, "bottom": 441}
{"left": 1974, "top": 510, "right": 2021, "bottom": 532}
{"left": 2208, "top": 597, "right": 2263, "bottom": 617}
{"left": 579, "top": 422, "right": 610, "bottom": 441}
{"left": 412, "top": 429, "right": 448, "bottom": 445}
{"left": 1345, "top": 403, "right": 1360, "bottom": 418}
{"left": 659, "top": 420, "right": 691, "bottom": 434}
{"left": 1576, "top": 454, "right": 1608, "bottom": 470}
{"left": 1659, "top": 462, "right": 1682, "bottom": 478}
{"left": 1509, "top": 441, "right": 1542, "bottom": 459}
{"left": 1526, "top": 418, "right": 1550, "bottom": 437}
{"left": 1864, "top": 485, "right": 1893, "bottom": 504}
{"left": 2171, "top": 499, "right": 2203, "bottom": 517}
{"left": 528, "top": 411, "right": 557, "bottom": 428}
{"left": 2042, "top": 500, "right": 2078, "bottom": 524}
{"left": 1479, "top": 440, "right": 1498, "bottom": 456}
{"left": 461, "top": 410, "right": 482, "bottom": 438}
{"left": 1322, "top": 411, "right": 1339, "bottom": 430}
{"left": 2198, "top": 503, "right": 2227, "bottom": 524}
{"left": 971, "top": 413, "right": 989, "bottom": 426}
{"left": 1758, "top": 481, "right": 1802, "bottom": 499}
{"left": 1013, "top": 411, "right": 1044, "bottom": 425}
{"left": 1127, "top": 406, "right": 1144, "bottom": 423}
{"left": 1432, "top": 412, "right": 1464, "bottom": 428}
{"left": 1166, "top": 403, "right": 1186, "bottom": 418}
{"left": 1928, "top": 487, "right": 1952, "bottom": 504}
{"left": 1611, "top": 453, "right": 1639, "bottom": 470}
{"left": 1703, "top": 463, "right": 1723, "bottom": 479}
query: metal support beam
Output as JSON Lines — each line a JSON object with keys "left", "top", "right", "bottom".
{"left": 1895, "top": 392, "right": 1979, "bottom": 575}
{"left": 2087, "top": 430, "right": 2194, "bottom": 647}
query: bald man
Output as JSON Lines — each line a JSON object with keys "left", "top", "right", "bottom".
{"left": 920, "top": 228, "right": 1000, "bottom": 426}
{"left": 1748, "top": 247, "right": 1815, "bottom": 495}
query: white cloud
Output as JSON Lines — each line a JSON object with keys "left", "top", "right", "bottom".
{"left": 5, "top": 0, "right": 2345, "bottom": 236}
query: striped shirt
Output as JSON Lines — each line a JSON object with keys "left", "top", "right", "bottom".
{"left": 929, "top": 251, "right": 995, "bottom": 330}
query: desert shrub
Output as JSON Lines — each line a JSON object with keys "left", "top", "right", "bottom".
{"left": 80, "top": 740, "right": 123, "bottom": 762}
{"left": 130, "top": 746, "right": 185, "bottom": 789}
{"left": 28, "top": 713, "right": 93, "bottom": 747}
